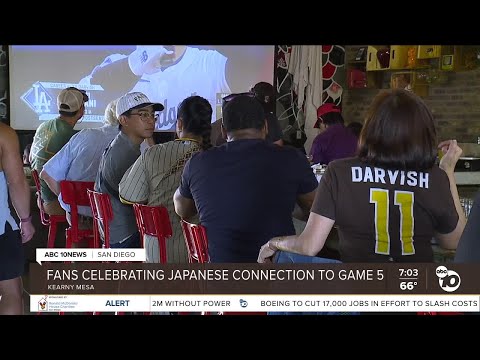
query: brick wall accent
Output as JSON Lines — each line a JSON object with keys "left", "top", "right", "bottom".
{"left": 343, "top": 45, "right": 480, "bottom": 143}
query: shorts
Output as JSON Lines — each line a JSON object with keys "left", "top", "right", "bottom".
{"left": 0, "top": 222, "right": 24, "bottom": 281}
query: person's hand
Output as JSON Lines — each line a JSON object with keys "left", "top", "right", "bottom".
{"left": 438, "top": 139, "right": 462, "bottom": 175}
{"left": 128, "top": 46, "right": 175, "bottom": 76}
{"left": 20, "top": 220, "right": 35, "bottom": 243}
{"left": 258, "top": 241, "right": 277, "bottom": 263}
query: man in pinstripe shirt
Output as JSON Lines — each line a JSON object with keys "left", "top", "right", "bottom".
{"left": 119, "top": 96, "right": 212, "bottom": 262}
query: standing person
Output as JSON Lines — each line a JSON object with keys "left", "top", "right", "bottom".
{"left": 174, "top": 94, "right": 317, "bottom": 263}
{"left": 119, "top": 96, "right": 212, "bottom": 263}
{"left": 95, "top": 92, "right": 163, "bottom": 248}
{"left": 259, "top": 89, "right": 466, "bottom": 264}
{"left": 80, "top": 46, "right": 230, "bottom": 131}
{"left": 210, "top": 82, "right": 284, "bottom": 146}
{"left": 0, "top": 122, "right": 35, "bottom": 315}
{"left": 309, "top": 103, "right": 358, "bottom": 165}
{"left": 30, "top": 87, "right": 88, "bottom": 215}
{"left": 40, "top": 99, "right": 120, "bottom": 243}
{"left": 454, "top": 191, "right": 480, "bottom": 263}
{"left": 250, "top": 81, "right": 283, "bottom": 146}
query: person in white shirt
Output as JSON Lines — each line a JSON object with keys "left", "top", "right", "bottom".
{"left": 40, "top": 99, "right": 120, "bottom": 245}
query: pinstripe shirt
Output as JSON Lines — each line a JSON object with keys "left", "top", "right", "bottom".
{"left": 119, "top": 140, "right": 200, "bottom": 263}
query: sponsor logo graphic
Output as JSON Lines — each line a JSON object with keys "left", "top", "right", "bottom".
{"left": 38, "top": 296, "right": 48, "bottom": 311}
{"left": 239, "top": 299, "right": 248, "bottom": 308}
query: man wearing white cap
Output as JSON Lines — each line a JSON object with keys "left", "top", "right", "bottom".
{"left": 30, "top": 87, "right": 88, "bottom": 215}
{"left": 94, "top": 92, "right": 163, "bottom": 248}
{"left": 39, "top": 99, "right": 121, "bottom": 244}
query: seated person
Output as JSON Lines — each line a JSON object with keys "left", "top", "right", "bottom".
{"left": 95, "top": 92, "right": 163, "bottom": 248}
{"left": 174, "top": 94, "right": 317, "bottom": 263}
{"left": 454, "top": 192, "right": 480, "bottom": 263}
{"left": 346, "top": 121, "right": 363, "bottom": 138}
{"left": 309, "top": 103, "right": 358, "bottom": 165}
{"left": 260, "top": 89, "right": 466, "bottom": 265}
{"left": 40, "top": 99, "right": 120, "bottom": 244}
{"left": 119, "top": 95, "right": 212, "bottom": 263}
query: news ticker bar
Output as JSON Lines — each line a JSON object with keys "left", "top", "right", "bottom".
{"left": 36, "top": 248, "right": 146, "bottom": 264}
{"left": 30, "top": 262, "right": 478, "bottom": 295}
{"left": 31, "top": 294, "right": 480, "bottom": 313}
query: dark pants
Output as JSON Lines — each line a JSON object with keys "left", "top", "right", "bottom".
{"left": 110, "top": 231, "right": 141, "bottom": 249}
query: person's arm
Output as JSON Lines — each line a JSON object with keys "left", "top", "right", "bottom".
{"left": 258, "top": 212, "right": 335, "bottom": 263}
{"left": 0, "top": 124, "right": 35, "bottom": 243}
{"left": 273, "top": 139, "right": 284, "bottom": 146}
{"left": 173, "top": 158, "right": 197, "bottom": 219}
{"left": 39, "top": 132, "right": 77, "bottom": 196}
{"left": 89, "top": 57, "right": 139, "bottom": 96}
{"left": 39, "top": 170, "right": 60, "bottom": 196}
{"left": 435, "top": 140, "right": 466, "bottom": 250}
{"left": 173, "top": 188, "right": 197, "bottom": 219}
{"left": 292, "top": 149, "right": 319, "bottom": 221}
{"left": 293, "top": 190, "right": 316, "bottom": 221}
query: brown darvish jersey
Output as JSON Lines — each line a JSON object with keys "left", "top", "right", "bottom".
{"left": 311, "top": 157, "right": 459, "bottom": 263}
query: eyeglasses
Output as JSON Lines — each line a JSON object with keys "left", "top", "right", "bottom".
{"left": 129, "top": 111, "right": 158, "bottom": 122}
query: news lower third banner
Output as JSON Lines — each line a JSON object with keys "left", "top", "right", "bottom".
{"left": 29, "top": 262, "right": 480, "bottom": 313}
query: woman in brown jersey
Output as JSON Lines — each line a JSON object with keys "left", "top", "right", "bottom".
{"left": 259, "top": 89, "right": 466, "bottom": 263}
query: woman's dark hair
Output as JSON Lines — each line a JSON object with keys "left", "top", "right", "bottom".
{"left": 358, "top": 89, "right": 437, "bottom": 171}
{"left": 177, "top": 95, "right": 213, "bottom": 150}
{"left": 346, "top": 121, "right": 363, "bottom": 137}
{"left": 320, "top": 112, "right": 344, "bottom": 126}
{"left": 251, "top": 82, "right": 275, "bottom": 113}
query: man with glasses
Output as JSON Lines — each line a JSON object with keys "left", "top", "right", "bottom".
{"left": 95, "top": 92, "right": 163, "bottom": 248}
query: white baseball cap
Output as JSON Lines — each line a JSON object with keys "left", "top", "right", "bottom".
{"left": 116, "top": 92, "right": 164, "bottom": 118}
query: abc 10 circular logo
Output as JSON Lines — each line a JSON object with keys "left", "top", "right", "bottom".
{"left": 435, "top": 266, "right": 461, "bottom": 292}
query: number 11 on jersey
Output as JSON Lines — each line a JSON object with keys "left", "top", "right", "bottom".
{"left": 370, "top": 189, "right": 415, "bottom": 256}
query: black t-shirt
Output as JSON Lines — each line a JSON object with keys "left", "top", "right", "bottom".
{"left": 311, "top": 157, "right": 458, "bottom": 263}
{"left": 265, "top": 112, "right": 282, "bottom": 143}
{"left": 179, "top": 139, "right": 318, "bottom": 262}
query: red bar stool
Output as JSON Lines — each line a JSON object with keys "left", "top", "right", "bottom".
{"left": 179, "top": 220, "right": 265, "bottom": 315}
{"left": 31, "top": 169, "right": 67, "bottom": 248}
{"left": 132, "top": 204, "right": 173, "bottom": 263}
{"left": 60, "top": 180, "right": 95, "bottom": 248}
{"left": 180, "top": 220, "right": 209, "bottom": 263}
{"left": 87, "top": 189, "right": 113, "bottom": 249}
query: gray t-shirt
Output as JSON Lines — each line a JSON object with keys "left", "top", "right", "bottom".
{"left": 94, "top": 132, "right": 141, "bottom": 244}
